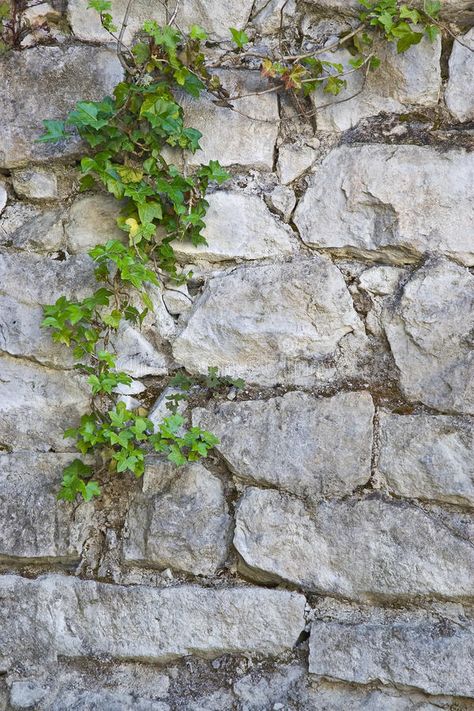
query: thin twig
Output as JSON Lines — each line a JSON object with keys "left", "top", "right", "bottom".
{"left": 167, "top": 0, "right": 181, "bottom": 26}
{"left": 282, "top": 25, "right": 365, "bottom": 62}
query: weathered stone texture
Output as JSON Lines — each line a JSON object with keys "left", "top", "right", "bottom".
{"left": 0, "top": 46, "right": 123, "bottom": 168}
{"left": 0, "top": 357, "right": 89, "bottom": 451}
{"left": 65, "top": 193, "right": 125, "bottom": 254}
{"left": 313, "top": 37, "right": 441, "bottom": 131}
{"left": 173, "top": 257, "right": 368, "bottom": 386}
{"left": 68, "top": 0, "right": 254, "bottom": 42}
{"left": 234, "top": 488, "right": 474, "bottom": 599}
{"left": 384, "top": 256, "right": 474, "bottom": 414}
{"left": 309, "top": 604, "right": 474, "bottom": 697}
{"left": 0, "top": 453, "right": 92, "bottom": 561}
{"left": 378, "top": 412, "right": 474, "bottom": 506}
{"left": 183, "top": 71, "right": 279, "bottom": 170}
{"left": 0, "top": 575, "right": 305, "bottom": 664}
{"left": 12, "top": 168, "right": 58, "bottom": 200}
{"left": 193, "top": 391, "right": 374, "bottom": 500}
{"left": 446, "top": 28, "right": 474, "bottom": 123}
{"left": 124, "top": 461, "right": 231, "bottom": 576}
{"left": 294, "top": 146, "right": 474, "bottom": 266}
{"left": 173, "top": 190, "right": 294, "bottom": 262}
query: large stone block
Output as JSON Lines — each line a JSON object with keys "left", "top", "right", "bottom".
{"left": 124, "top": 461, "right": 231, "bottom": 576}
{"left": 294, "top": 146, "right": 474, "bottom": 266}
{"left": 0, "top": 575, "right": 306, "bottom": 664}
{"left": 183, "top": 71, "right": 279, "bottom": 171}
{"left": 234, "top": 488, "right": 474, "bottom": 599}
{"left": 446, "top": 29, "right": 474, "bottom": 123}
{"left": 0, "top": 453, "right": 92, "bottom": 561}
{"left": 378, "top": 412, "right": 474, "bottom": 506}
{"left": 0, "top": 356, "right": 89, "bottom": 451}
{"left": 68, "top": 0, "right": 254, "bottom": 42}
{"left": 173, "top": 191, "right": 294, "bottom": 262}
{"left": 309, "top": 604, "right": 474, "bottom": 698}
{"left": 0, "top": 46, "right": 123, "bottom": 168}
{"left": 0, "top": 204, "right": 64, "bottom": 252}
{"left": 172, "top": 257, "right": 368, "bottom": 386}
{"left": 383, "top": 256, "right": 474, "bottom": 414}
{"left": 313, "top": 37, "right": 441, "bottom": 131}
{"left": 65, "top": 193, "right": 125, "bottom": 254}
{"left": 193, "top": 391, "right": 374, "bottom": 500}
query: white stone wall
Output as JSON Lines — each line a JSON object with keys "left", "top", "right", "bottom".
{"left": 1, "top": 1, "right": 473, "bottom": 709}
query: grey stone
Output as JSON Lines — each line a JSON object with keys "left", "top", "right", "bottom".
{"left": 68, "top": 0, "right": 254, "bottom": 42}
{"left": 162, "top": 286, "right": 193, "bottom": 316}
{"left": 377, "top": 412, "right": 474, "bottom": 507}
{"left": 384, "top": 256, "right": 474, "bottom": 414}
{"left": 251, "top": 0, "right": 297, "bottom": 34}
{"left": 9, "top": 681, "right": 48, "bottom": 709}
{"left": 184, "top": 71, "right": 279, "bottom": 171}
{"left": 65, "top": 194, "right": 124, "bottom": 254}
{"left": 12, "top": 168, "right": 58, "bottom": 200}
{"left": 0, "top": 452, "right": 93, "bottom": 561}
{"left": 446, "top": 29, "right": 474, "bottom": 123}
{"left": 313, "top": 36, "right": 441, "bottom": 131}
{"left": 294, "top": 146, "right": 474, "bottom": 266}
{"left": 0, "top": 204, "right": 64, "bottom": 252}
{"left": 113, "top": 322, "right": 169, "bottom": 378}
{"left": 309, "top": 604, "right": 474, "bottom": 697}
{"left": 0, "top": 183, "right": 6, "bottom": 216}
{"left": 266, "top": 185, "right": 296, "bottom": 222}
{"left": 0, "top": 356, "right": 89, "bottom": 451}
{"left": 173, "top": 191, "right": 294, "bottom": 262}
{"left": 358, "top": 265, "right": 406, "bottom": 296}
{"left": 0, "top": 46, "right": 123, "bottom": 169}
{"left": 234, "top": 488, "right": 474, "bottom": 599}
{"left": 172, "top": 257, "right": 367, "bottom": 386}
{"left": 0, "top": 574, "right": 306, "bottom": 664}
{"left": 277, "top": 143, "right": 317, "bottom": 185}
{"left": 305, "top": 0, "right": 474, "bottom": 22}
{"left": 193, "top": 391, "right": 374, "bottom": 500}
{"left": 124, "top": 461, "right": 231, "bottom": 576}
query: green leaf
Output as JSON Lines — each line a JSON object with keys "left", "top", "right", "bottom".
{"left": 138, "top": 200, "right": 163, "bottom": 224}
{"left": 36, "top": 120, "right": 67, "bottom": 143}
{"left": 87, "top": 0, "right": 111, "bottom": 11}
{"left": 424, "top": 0, "right": 441, "bottom": 18}
{"left": 424, "top": 24, "right": 439, "bottom": 41}
{"left": 189, "top": 24, "right": 207, "bottom": 40}
{"left": 391, "top": 22, "right": 423, "bottom": 52}
{"left": 399, "top": 5, "right": 420, "bottom": 23}
{"left": 229, "top": 27, "right": 249, "bottom": 49}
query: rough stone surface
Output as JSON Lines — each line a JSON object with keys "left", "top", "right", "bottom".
{"left": 234, "top": 488, "right": 474, "bottom": 599}
{"left": 193, "top": 391, "right": 374, "bottom": 500}
{"left": 173, "top": 257, "right": 368, "bottom": 386}
{"left": 0, "top": 356, "right": 89, "bottom": 451}
{"left": 377, "top": 412, "right": 474, "bottom": 507}
{"left": 12, "top": 168, "right": 58, "bottom": 200}
{"left": 0, "top": 204, "right": 64, "bottom": 252}
{"left": 183, "top": 71, "right": 279, "bottom": 171}
{"left": 0, "top": 46, "right": 123, "bottom": 168}
{"left": 309, "top": 604, "right": 474, "bottom": 697}
{"left": 65, "top": 193, "right": 124, "bottom": 254}
{"left": 0, "top": 574, "right": 306, "bottom": 663}
{"left": 294, "top": 145, "right": 474, "bottom": 265}
{"left": 124, "top": 461, "right": 231, "bottom": 576}
{"left": 446, "top": 29, "right": 474, "bottom": 123}
{"left": 173, "top": 190, "right": 294, "bottom": 262}
{"left": 0, "top": 182, "right": 7, "bottom": 216}
{"left": 68, "top": 0, "right": 254, "bottom": 42}
{"left": 313, "top": 37, "right": 441, "bottom": 131}
{"left": 306, "top": 0, "right": 474, "bottom": 22}
{"left": 0, "top": 453, "right": 92, "bottom": 561}
{"left": 384, "top": 256, "right": 474, "bottom": 414}
{"left": 277, "top": 143, "right": 317, "bottom": 185}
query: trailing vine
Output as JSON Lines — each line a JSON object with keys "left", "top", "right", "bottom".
{"left": 38, "top": 0, "right": 444, "bottom": 501}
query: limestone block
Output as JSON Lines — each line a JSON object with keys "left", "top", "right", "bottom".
{"left": 124, "top": 461, "right": 231, "bottom": 576}
{"left": 377, "top": 412, "right": 474, "bottom": 506}
{"left": 193, "top": 391, "right": 374, "bottom": 501}
{"left": 383, "top": 255, "right": 474, "bottom": 414}
{"left": 234, "top": 488, "right": 474, "bottom": 599}
{"left": 0, "top": 574, "right": 306, "bottom": 664}
{"left": 309, "top": 604, "right": 474, "bottom": 697}
{"left": 0, "top": 46, "right": 123, "bottom": 168}
{"left": 446, "top": 28, "right": 474, "bottom": 123}
{"left": 65, "top": 194, "right": 124, "bottom": 254}
{"left": 294, "top": 146, "right": 474, "bottom": 266}
{"left": 172, "top": 257, "right": 368, "bottom": 386}
{"left": 0, "top": 356, "right": 89, "bottom": 451}
{"left": 173, "top": 191, "right": 294, "bottom": 262}
{"left": 0, "top": 452, "right": 92, "bottom": 561}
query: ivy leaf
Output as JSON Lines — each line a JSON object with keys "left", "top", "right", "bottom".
{"left": 424, "top": 24, "right": 439, "bottom": 41}
{"left": 229, "top": 27, "right": 249, "bottom": 49}
{"left": 424, "top": 0, "right": 441, "bottom": 18}
{"left": 87, "top": 0, "right": 111, "bottom": 11}
{"left": 391, "top": 22, "right": 423, "bottom": 52}
{"left": 189, "top": 24, "right": 207, "bottom": 40}
{"left": 116, "top": 165, "right": 143, "bottom": 183}
{"left": 399, "top": 5, "right": 421, "bottom": 23}
{"left": 36, "top": 120, "right": 67, "bottom": 143}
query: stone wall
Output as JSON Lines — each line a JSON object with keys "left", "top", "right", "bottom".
{"left": 1, "top": 1, "right": 474, "bottom": 709}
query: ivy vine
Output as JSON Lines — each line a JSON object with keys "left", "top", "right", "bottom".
{"left": 37, "top": 0, "right": 444, "bottom": 501}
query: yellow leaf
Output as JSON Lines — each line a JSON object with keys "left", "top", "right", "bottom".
{"left": 125, "top": 218, "right": 140, "bottom": 238}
